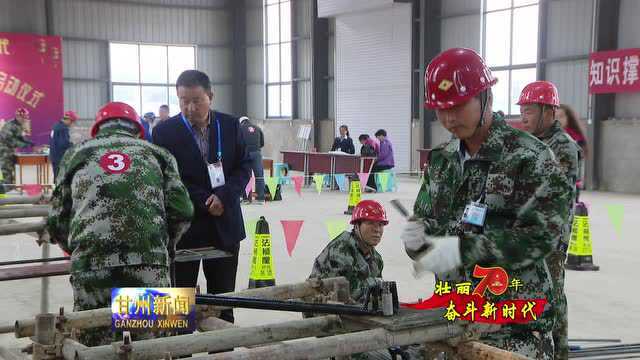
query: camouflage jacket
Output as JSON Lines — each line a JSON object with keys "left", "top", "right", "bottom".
{"left": 0, "top": 119, "right": 32, "bottom": 153}
{"left": 538, "top": 120, "right": 580, "bottom": 246}
{"left": 538, "top": 120, "right": 580, "bottom": 201}
{"left": 47, "top": 122, "right": 194, "bottom": 273}
{"left": 414, "top": 113, "right": 572, "bottom": 333}
{"left": 309, "top": 230, "right": 383, "bottom": 304}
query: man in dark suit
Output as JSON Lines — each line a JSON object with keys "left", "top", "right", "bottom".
{"left": 153, "top": 70, "right": 251, "bottom": 323}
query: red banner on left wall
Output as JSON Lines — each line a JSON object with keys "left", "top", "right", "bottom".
{"left": 0, "top": 32, "right": 63, "bottom": 146}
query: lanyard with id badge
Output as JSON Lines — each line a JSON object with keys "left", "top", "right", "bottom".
{"left": 181, "top": 113, "right": 225, "bottom": 190}
{"left": 461, "top": 163, "right": 490, "bottom": 232}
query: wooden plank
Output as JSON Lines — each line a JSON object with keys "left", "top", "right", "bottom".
{"left": 0, "top": 262, "right": 70, "bottom": 281}
{"left": 342, "top": 308, "right": 449, "bottom": 331}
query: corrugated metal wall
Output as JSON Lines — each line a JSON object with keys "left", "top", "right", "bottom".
{"left": 0, "top": 0, "right": 233, "bottom": 124}
{"left": 545, "top": 0, "right": 593, "bottom": 118}
{"left": 440, "top": 0, "right": 481, "bottom": 52}
{"left": 335, "top": 3, "right": 413, "bottom": 171}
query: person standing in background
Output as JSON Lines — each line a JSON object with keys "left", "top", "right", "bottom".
{"left": 152, "top": 69, "right": 251, "bottom": 324}
{"left": 331, "top": 125, "right": 355, "bottom": 154}
{"left": 159, "top": 104, "right": 171, "bottom": 122}
{"left": 239, "top": 115, "right": 266, "bottom": 204}
{"left": 0, "top": 108, "right": 33, "bottom": 191}
{"left": 141, "top": 112, "right": 155, "bottom": 142}
{"left": 557, "top": 103, "right": 587, "bottom": 189}
{"left": 49, "top": 110, "right": 78, "bottom": 180}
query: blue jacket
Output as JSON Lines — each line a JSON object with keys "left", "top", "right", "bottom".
{"left": 141, "top": 119, "right": 153, "bottom": 142}
{"left": 49, "top": 121, "right": 71, "bottom": 167}
{"left": 152, "top": 110, "right": 251, "bottom": 250}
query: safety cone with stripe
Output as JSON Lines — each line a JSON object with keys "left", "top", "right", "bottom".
{"left": 249, "top": 216, "right": 276, "bottom": 288}
{"left": 344, "top": 178, "right": 361, "bottom": 215}
{"left": 565, "top": 202, "right": 600, "bottom": 271}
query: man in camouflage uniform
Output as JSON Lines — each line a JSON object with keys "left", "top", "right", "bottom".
{"left": 47, "top": 102, "right": 194, "bottom": 346}
{"left": 519, "top": 81, "right": 580, "bottom": 360}
{"left": 402, "top": 48, "right": 572, "bottom": 359}
{"left": 309, "top": 200, "right": 388, "bottom": 304}
{"left": 0, "top": 108, "right": 33, "bottom": 191}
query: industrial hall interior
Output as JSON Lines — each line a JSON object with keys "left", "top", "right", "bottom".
{"left": 0, "top": 0, "right": 639, "bottom": 359}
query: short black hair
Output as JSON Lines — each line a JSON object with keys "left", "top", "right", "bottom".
{"left": 375, "top": 129, "right": 387, "bottom": 137}
{"left": 159, "top": 104, "right": 169, "bottom": 110}
{"left": 358, "top": 134, "right": 369, "bottom": 141}
{"left": 176, "top": 70, "right": 212, "bottom": 93}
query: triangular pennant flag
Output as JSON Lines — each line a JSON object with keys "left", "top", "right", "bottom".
{"left": 292, "top": 176, "right": 304, "bottom": 196}
{"left": 377, "top": 173, "right": 390, "bottom": 193}
{"left": 334, "top": 174, "right": 347, "bottom": 192}
{"left": 606, "top": 204, "right": 624, "bottom": 236}
{"left": 265, "top": 176, "right": 279, "bottom": 199}
{"left": 326, "top": 219, "right": 349, "bottom": 240}
{"left": 22, "top": 184, "right": 42, "bottom": 196}
{"left": 244, "top": 218, "right": 258, "bottom": 241}
{"left": 245, "top": 173, "right": 255, "bottom": 197}
{"left": 358, "top": 172, "right": 369, "bottom": 188}
{"left": 280, "top": 220, "right": 304, "bottom": 257}
{"left": 313, "top": 174, "right": 325, "bottom": 194}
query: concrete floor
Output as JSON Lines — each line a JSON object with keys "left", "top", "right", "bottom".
{"left": 0, "top": 172, "right": 638, "bottom": 351}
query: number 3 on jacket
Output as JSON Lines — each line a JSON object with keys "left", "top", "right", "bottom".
{"left": 99, "top": 151, "right": 132, "bottom": 174}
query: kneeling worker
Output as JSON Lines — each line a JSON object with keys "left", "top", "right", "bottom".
{"left": 309, "top": 200, "right": 387, "bottom": 304}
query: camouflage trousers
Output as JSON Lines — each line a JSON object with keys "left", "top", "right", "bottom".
{"left": 547, "top": 249, "right": 568, "bottom": 360}
{"left": 70, "top": 264, "right": 171, "bottom": 347}
{"left": 482, "top": 330, "right": 554, "bottom": 359}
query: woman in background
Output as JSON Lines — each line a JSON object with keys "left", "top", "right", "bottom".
{"left": 331, "top": 125, "right": 355, "bottom": 154}
{"left": 557, "top": 104, "right": 587, "bottom": 189}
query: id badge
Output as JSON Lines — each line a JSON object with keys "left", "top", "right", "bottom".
{"left": 462, "top": 202, "right": 488, "bottom": 227}
{"left": 207, "top": 161, "right": 225, "bottom": 189}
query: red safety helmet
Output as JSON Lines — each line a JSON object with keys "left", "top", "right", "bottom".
{"left": 517, "top": 81, "right": 560, "bottom": 107}
{"left": 15, "top": 108, "right": 29, "bottom": 117}
{"left": 351, "top": 200, "right": 389, "bottom": 225}
{"left": 63, "top": 110, "right": 78, "bottom": 122}
{"left": 91, "top": 102, "right": 144, "bottom": 138}
{"left": 424, "top": 48, "right": 497, "bottom": 110}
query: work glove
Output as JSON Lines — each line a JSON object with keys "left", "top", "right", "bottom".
{"left": 412, "top": 235, "right": 462, "bottom": 277}
{"left": 401, "top": 220, "right": 431, "bottom": 260}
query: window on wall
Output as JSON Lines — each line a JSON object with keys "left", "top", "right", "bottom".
{"left": 109, "top": 43, "right": 196, "bottom": 117}
{"left": 483, "top": 0, "right": 539, "bottom": 115}
{"left": 264, "top": 0, "right": 292, "bottom": 118}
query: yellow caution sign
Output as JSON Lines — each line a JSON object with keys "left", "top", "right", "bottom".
{"left": 344, "top": 179, "right": 361, "bottom": 215}
{"left": 566, "top": 202, "right": 599, "bottom": 271}
{"left": 568, "top": 216, "right": 592, "bottom": 256}
{"left": 249, "top": 217, "right": 276, "bottom": 287}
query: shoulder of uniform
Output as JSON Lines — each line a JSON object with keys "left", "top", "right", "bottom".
{"left": 502, "top": 125, "right": 549, "bottom": 156}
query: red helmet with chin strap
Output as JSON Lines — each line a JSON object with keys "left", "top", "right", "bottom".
{"left": 517, "top": 81, "right": 560, "bottom": 107}
{"left": 91, "top": 102, "right": 144, "bottom": 138}
{"left": 424, "top": 47, "right": 497, "bottom": 110}
{"left": 351, "top": 200, "right": 389, "bottom": 225}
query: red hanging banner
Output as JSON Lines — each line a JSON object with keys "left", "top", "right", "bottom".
{"left": 589, "top": 48, "right": 640, "bottom": 94}
{"left": 0, "top": 33, "right": 63, "bottom": 145}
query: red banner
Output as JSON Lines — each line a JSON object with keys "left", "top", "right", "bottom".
{"left": 0, "top": 33, "right": 63, "bottom": 145}
{"left": 589, "top": 48, "right": 640, "bottom": 94}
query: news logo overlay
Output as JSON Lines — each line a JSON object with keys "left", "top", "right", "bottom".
{"left": 403, "top": 265, "right": 547, "bottom": 324}
{"left": 111, "top": 288, "right": 196, "bottom": 332}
